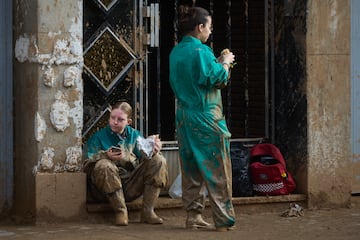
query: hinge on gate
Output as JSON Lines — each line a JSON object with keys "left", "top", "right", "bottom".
{"left": 142, "top": 3, "right": 159, "bottom": 47}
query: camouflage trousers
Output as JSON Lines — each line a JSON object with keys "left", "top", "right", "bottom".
{"left": 86, "top": 153, "right": 168, "bottom": 202}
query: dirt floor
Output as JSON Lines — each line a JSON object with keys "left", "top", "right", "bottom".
{"left": 1, "top": 197, "right": 359, "bottom": 240}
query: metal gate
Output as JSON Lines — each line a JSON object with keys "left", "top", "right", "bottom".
{"left": 83, "top": 0, "right": 158, "bottom": 142}
{"left": 82, "top": 0, "right": 274, "bottom": 142}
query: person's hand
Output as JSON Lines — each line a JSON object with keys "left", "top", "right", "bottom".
{"left": 220, "top": 48, "right": 235, "bottom": 66}
{"left": 106, "top": 147, "right": 123, "bottom": 162}
{"left": 150, "top": 134, "right": 162, "bottom": 154}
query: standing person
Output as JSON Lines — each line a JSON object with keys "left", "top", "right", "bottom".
{"left": 169, "top": 7, "right": 236, "bottom": 232}
{"left": 83, "top": 101, "right": 168, "bottom": 226}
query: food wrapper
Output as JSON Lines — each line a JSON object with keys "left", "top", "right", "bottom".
{"left": 220, "top": 48, "right": 236, "bottom": 68}
{"left": 221, "top": 48, "right": 230, "bottom": 55}
{"left": 136, "top": 136, "right": 156, "bottom": 159}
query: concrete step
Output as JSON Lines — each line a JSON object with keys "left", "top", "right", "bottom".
{"left": 86, "top": 194, "right": 307, "bottom": 222}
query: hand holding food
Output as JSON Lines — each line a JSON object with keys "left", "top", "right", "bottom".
{"left": 220, "top": 48, "right": 236, "bottom": 68}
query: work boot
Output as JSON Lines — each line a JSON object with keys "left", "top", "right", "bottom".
{"left": 141, "top": 185, "right": 163, "bottom": 224}
{"left": 186, "top": 210, "right": 211, "bottom": 229}
{"left": 107, "top": 190, "right": 128, "bottom": 226}
{"left": 216, "top": 225, "right": 236, "bottom": 232}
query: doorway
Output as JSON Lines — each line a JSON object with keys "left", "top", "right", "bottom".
{"left": 82, "top": 0, "right": 271, "bottom": 142}
{"left": 151, "top": 0, "right": 270, "bottom": 141}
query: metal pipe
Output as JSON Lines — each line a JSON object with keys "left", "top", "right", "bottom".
{"left": 156, "top": 46, "right": 161, "bottom": 134}
{"left": 264, "top": 0, "right": 269, "bottom": 139}
{"left": 270, "top": 0, "right": 275, "bottom": 142}
{"left": 244, "top": 0, "right": 249, "bottom": 137}
{"left": 141, "top": 0, "right": 149, "bottom": 136}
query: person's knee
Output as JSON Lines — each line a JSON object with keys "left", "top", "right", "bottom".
{"left": 151, "top": 153, "right": 167, "bottom": 166}
{"left": 93, "top": 159, "right": 118, "bottom": 176}
{"left": 95, "top": 158, "right": 113, "bottom": 167}
{"left": 152, "top": 152, "right": 166, "bottom": 163}
{"left": 92, "top": 159, "right": 122, "bottom": 194}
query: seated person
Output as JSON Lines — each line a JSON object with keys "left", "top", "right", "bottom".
{"left": 83, "top": 101, "right": 168, "bottom": 226}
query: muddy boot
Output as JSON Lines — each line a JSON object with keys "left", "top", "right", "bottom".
{"left": 107, "top": 190, "right": 128, "bottom": 226}
{"left": 141, "top": 185, "right": 163, "bottom": 224}
{"left": 216, "top": 225, "right": 236, "bottom": 232}
{"left": 186, "top": 210, "right": 211, "bottom": 229}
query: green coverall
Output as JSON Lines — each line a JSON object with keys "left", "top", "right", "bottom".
{"left": 169, "top": 36, "right": 235, "bottom": 228}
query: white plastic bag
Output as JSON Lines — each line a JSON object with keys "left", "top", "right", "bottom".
{"left": 136, "top": 136, "right": 155, "bottom": 159}
{"left": 168, "top": 173, "right": 182, "bottom": 199}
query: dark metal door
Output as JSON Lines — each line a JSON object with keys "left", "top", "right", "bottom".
{"left": 83, "top": 0, "right": 158, "bottom": 141}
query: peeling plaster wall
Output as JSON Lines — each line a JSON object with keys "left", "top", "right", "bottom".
{"left": 13, "top": 0, "right": 84, "bottom": 222}
{"left": 306, "top": 0, "right": 351, "bottom": 208}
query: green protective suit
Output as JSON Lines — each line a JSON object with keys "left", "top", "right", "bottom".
{"left": 169, "top": 36, "right": 235, "bottom": 228}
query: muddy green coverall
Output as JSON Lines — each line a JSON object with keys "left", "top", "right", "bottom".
{"left": 169, "top": 36, "right": 235, "bottom": 228}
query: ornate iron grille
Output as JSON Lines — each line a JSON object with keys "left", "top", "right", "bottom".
{"left": 83, "top": 0, "right": 138, "bottom": 143}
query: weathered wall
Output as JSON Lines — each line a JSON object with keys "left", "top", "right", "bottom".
{"left": 307, "top": 0, "right": 351, "bottom": 208}
{"left": 13, "top": 0, "right": 86, "bottom": 222}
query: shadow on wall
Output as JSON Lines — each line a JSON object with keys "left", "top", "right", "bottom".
{"left": 274, "top": 0, "right": 307, "bottom": 190}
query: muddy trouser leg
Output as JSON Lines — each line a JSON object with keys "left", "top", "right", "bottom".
{"left": 91, "top": 159, "right": 128, "bottom": 226}
{"left": 205, "top": 137, "right": 236, "bottom": 231}
{"left": 178, "top": 121, "right": 235, "bottom": 229}
{"left": 179, "top": 142, "right": 211, "bottom": 229}
{"left": 124, "top": 153, "right": 168, "bottom": 224}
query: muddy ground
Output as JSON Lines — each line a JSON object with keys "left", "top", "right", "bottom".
{"left": 1, "top": 197, "right": 359, "bottom": 240}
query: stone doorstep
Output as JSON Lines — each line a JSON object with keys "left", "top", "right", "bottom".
{"left": 87, "top": 194, "right": 307, "bottom": 214}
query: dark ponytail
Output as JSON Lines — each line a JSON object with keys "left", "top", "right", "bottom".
{"left": 178, "top": 7, "right": 210, "bottom": 37}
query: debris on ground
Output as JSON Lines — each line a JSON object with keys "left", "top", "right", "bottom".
{"left": 280, "top": 203, "right": 304, "bottom": 217}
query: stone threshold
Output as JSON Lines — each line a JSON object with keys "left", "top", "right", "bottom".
{"left": 87, "top": 194, "right": 307, "bottom": 213}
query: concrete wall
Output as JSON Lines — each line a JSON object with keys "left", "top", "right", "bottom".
{"left": 13, "top": 0, "right": 86, "bottom": 222}
{"left": 307, "top": 0, "right": 351, "bottom": 208}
